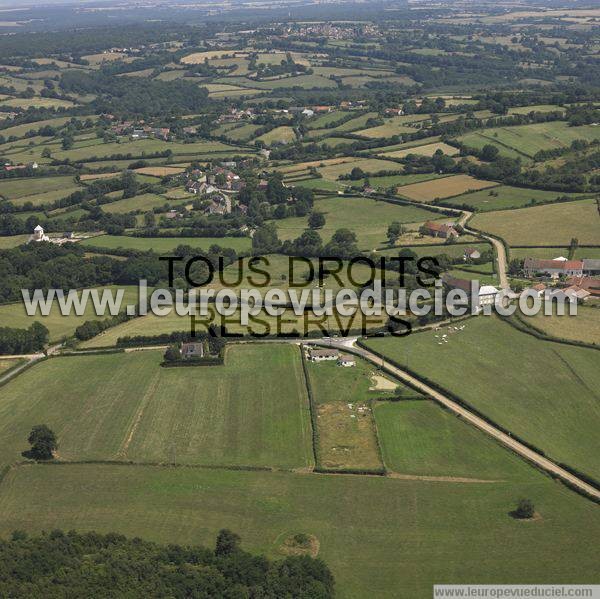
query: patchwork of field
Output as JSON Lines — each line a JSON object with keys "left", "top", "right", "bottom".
{"left": 443, "top": 185, "right": 589, "bottom": 211}
{"left": 272, "top": 195, "right": 442, "bottom": 249}
{"left": 365, "top": 316, "right": 600, "bottom": 479}
{"left": 397, "top": 174, "right": 498, "bottom": 202}
{"left": 80, "top": 234, "right": 252, "bottom": 253}
{"left": 0, "top": 345, "right": 313, "bottom": 470}
{"left": 470, "top": 198, "right": 600, "bottom": 245}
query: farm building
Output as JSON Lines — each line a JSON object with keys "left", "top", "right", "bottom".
{"left": 582, "top": 259, "right": 600, "bottom": 276}
{"left": 523, "top": 258, "right": 583, "bottom": 278}
{"left": 337, "top": 354, "right": 356, "bottom": 367}
{"left": 463, "top": 248, "right": 481, "bottom": 261}
{"left": 441, "top": 275, "right": 499, "bottom": 312}
{"left": 181, "top": 342, "right": 204, "bottom": 360}
{"left": 308, "top": 348, "right": 339, "bottom": 362}
{"left": 565, "top": 276, "right": 600, "bottom": 298}
{"left": 421, "top": 221, "right": 459, "bottom": 239}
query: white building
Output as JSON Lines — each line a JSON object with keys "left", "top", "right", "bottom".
{"left": 29, "top": 225, "right": 49, "bottom": 243}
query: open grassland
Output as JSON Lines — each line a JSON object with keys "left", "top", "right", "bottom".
{"left": 255, "top": 126, "right": 297, "bottom": 145}
{"left": 397, "top": 174, "right": 498, "bottom": 202}
{"left": 0, "top": 234, "right": 29, "bottom": 248}
{"left": 470, "top": 198, "right": 600, "bottom": 246}
{"left": 10, "top": 186, "right": 83, "bottom": 208}
{"left": 0, "top": 358, "right": 23, "bottom": 374}
{"left": 365, "top": 316, "right": 600, "bottom": 479}
{"left": 443, "top": 185, "right": 588, "bottom": 212}
{"left": 0, "top": 345, "right": 313, "bottom": 470}
{"left": 316, "top": 157, "right": 401, "bottom": 181}
{"left": 355, "top": 114, "right": 432, "bottom": 138}
{"left": 101, "top": 193, "right": 169, "bottom": 214}
{"left": 0, "top": 460, "right": 599, "bottom": 598}
{"left": 458, "top": 122, "right": 600, "bottom": 159}
{"left": 510, "top": 247, "right": 600, "bottom": 260}
{"left": 0, "top": 97, "right": 76, "bottom": 109}
{"left": 0, "top": 286, "right": 141, "bottom": 342}
{"left": 273, "top": 195, "right": 440, "bottom": 249}
{"left": 80, "top": 234, "right": 252, "bottom": 253}
{"left": 80, "top": 307, "right": 389, "bottom": 348}
{"left": 0, "top": 175, "right": 77, "bottom": 200}
{"left": 377, "top": 242, "right": 491, "bottom": 260}
{"left": 524, "top": 305, "right": 600, "bottom": 346}
{"left": 375, "top": 401, "right": 531, "bottom": 480}
{"left": 378, "top": 141, "right": 459, "bottom": 159}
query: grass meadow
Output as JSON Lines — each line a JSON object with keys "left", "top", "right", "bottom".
{"left": 365, "top": 316, "right": 600, "bottom": 480}
{"left": 0, "top": 450, "right": 598, "bottom": 598}
{"left": 396, "top": 175, "right": 498, "bottom": 202}
{"left": 272, "top": 195, "right": 441, "bottom": 249}
{"left": 470, "top": 198, "right": 600, "bottom": 245}
{"left": 0, "top": 345, "right": 313, "bottom": 470}
{"left": 80, "top": 234, "right": 252, "bottom": 253}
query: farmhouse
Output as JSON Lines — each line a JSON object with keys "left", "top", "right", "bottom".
{"left": 421, "top": 221, "right": 459, "bottom": 239}
{"left": 308, "top": 348, "right": 339, "bottom": 362}
{"left": 181, "top": 342, "right": 204, "bottom": 360}
{"left": 523, "top": 258, "right": 584, "bottom": 278}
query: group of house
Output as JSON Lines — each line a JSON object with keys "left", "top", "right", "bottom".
{"left": 523, "top": 257, "right": 600, "bottom": 278}
{"left": 107, "top": 119, "right": 171, "bottom": 141}
{"left": 307, "top": 347, "right": 356, "bottom": 367}
{"left": 440, "top": 274, "right": 500, "bottom": 311}
{"left": 521, "top": 256, "right": 600, "bottom": 303}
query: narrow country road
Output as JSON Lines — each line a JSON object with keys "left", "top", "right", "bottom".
{"left": 311, "top": 337, "right": 600, "bottom": 501}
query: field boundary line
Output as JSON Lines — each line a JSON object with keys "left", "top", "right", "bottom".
{"left": 306, "top": 338, "right": 600, "bottom": 502}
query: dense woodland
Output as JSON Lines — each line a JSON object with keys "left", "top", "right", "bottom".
{"left": 0, "top": 529, "right": 335, "bottom": 598}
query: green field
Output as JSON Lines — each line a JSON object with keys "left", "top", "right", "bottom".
{"left": 443, "top": 185, "right": 588, "bottom": 212}
{"left": 255, "top": 126, "right": 297, "bottom": 145}
{"left": 0, "top": 450, "right": 598, "bottom": 597}
{"left": 102, "top": 193, "right": 170, "bottom": 214}
{"left": 525, "top": 305, "right": 600, "bottom": 346}
{"left": 375, "top": 401, "right": 530, "bottom": 479}
{"left": 470, "top": 198, "right": 600, "bottom": 246}
{"left": 272, "top": 195, "right": 441, "bottom": 249}
{"left": 0, "top": 345, "right": 313, "bottom": 470}
{"left": 0, "top": 175, "right": 78, "bottom": 200}
{"left": 365, "top": 316, "right": 600, "bottom": 479}
{"left": 0, "top": 286, "right": 141, "bottom": 342}
{"left": 458, "top": 121, "right": 600, "bottom": 159}
{"left": 80, "top": 234, "right": 252, "bottom": 252}
{"left": 0, "top": 234, "right": 29, "bottom": 248}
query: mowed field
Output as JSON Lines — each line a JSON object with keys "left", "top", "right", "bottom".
{"left": 0, "top": 286, "right": 141, "bottom": 342}
{"left": 272, "top": 195, "right": 441, "bottom": 249}
{"left": 80, "top": 234, "right": 252, "bottom": 253}
{"left": 397, "top": 174, "right": 498, "bottom": 202}
{"left": 365, "top": 316, "right": 600, "bottom": 479}
{"left": 375, "top": 401, "right": 532, "bottom": 480}
{"left": 470, "top": 198, "right": 600, "bottom": 245}
{"left": 443, "top": 185, "right": 589, "bottom": 212}
{"left": 525, "top": 305, "right": 600, "bottom": 346}
{"left": 1, "top": 444, "right": 599, "bottom": 597}
{"left": 0, "top": 345, "right": 313, "bottom": 470}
